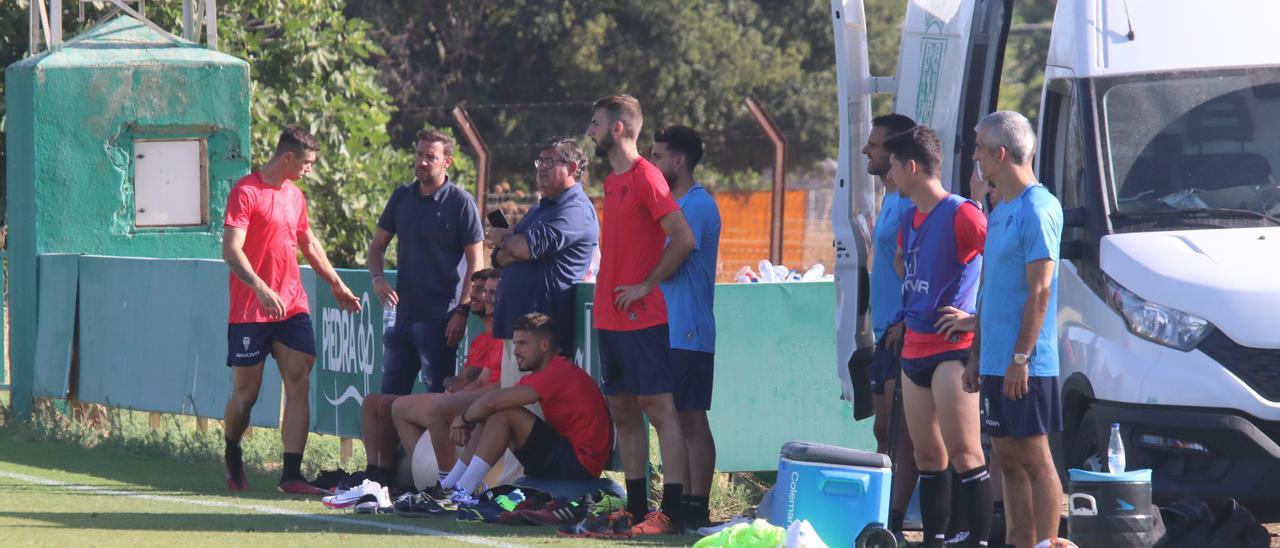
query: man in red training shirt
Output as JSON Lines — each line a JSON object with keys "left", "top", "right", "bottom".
{"left": 222, "top": 126, "right": 361, "bottom": 495}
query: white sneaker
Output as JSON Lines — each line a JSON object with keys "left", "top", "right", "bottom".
{"left": 354, "top": 485, "right": 392, "bottom": 514}
{"left": 322, "top": 479, "right": 381, "bottom": 510}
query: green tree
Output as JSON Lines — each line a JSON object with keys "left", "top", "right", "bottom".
{"left": 146, "top": 0, "right": 429, "bottom": 267}
{"left": 347, "top": 0, "right": 841, "bottom": 191}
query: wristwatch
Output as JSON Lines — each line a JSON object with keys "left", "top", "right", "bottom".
{"left": 1012, "top": 352, "right": 1030, "bottom": 366}
{"left": 453, "top": 303, "right": 470, "bottom": 316}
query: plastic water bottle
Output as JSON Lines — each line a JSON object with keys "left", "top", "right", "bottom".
{"left": 1108, "top": 423, "right": 1126, "bottom": 473}
{"left": 382, "top": 304, "right": 396, "bottom": 333}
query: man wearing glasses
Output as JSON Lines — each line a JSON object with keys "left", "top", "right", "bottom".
{"left": 487, "top": 137, "right": 599, "bottom": 356}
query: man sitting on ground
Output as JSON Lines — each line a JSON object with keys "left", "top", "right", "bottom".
{"left": 356, "top": 269, "right": 501, "bottom": 492}
{"left": 442, "top": 313, "right": 613, "bottom": 509}
{"left": 384, "top": 269, "right": 503, "bottom": 506}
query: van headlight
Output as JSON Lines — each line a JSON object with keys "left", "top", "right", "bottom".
{"left": 1104, "top": 276, "right": 1214, "bottom": 351}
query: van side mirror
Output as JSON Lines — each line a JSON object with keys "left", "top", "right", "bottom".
{"left": 1064, "top": 207, "right": 1088, "bottom": 228}
{"left": 1061, "top": 240, "right": 1085, "bottom": 260}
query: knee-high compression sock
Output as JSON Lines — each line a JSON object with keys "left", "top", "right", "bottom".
{"left": 889, "top": 508, "right": 906, "bottom": 534}
{"left": 948, "top": 467, "right": 969, "bottom": 540}
{"left": 957, "top": 465, "right": 994, "bottom": 546}
{"left": 918, "top": 468, "right": 953, "bottom": 547}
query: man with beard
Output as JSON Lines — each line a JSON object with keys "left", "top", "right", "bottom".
{"left": 445, "top": 313, "right": 613, "bottom": 509}
{"left": 863, "top": 113, "right": 921, "bottom": 541}
{"left": 649, "top": 125, "right": 721, "bottom": 531}
{"left": 586, "top": 94, "right": 695, "bottom": 535}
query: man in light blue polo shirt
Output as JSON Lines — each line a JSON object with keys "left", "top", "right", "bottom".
{"left": 651, "top": 125, "right": 721, "bottom": 531}
{"left": 964, "top": 111, "right": 1064, "bottom": 548}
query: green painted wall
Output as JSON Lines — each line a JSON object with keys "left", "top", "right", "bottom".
{"left": 5, "top": 16, "right": 251, "bottom": 417}
{"left": 574, "top": 282, "right": 874, "bottom": 472}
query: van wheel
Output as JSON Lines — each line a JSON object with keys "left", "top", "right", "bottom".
{"left": 1067, "top": 407, "right": 1104, "bottom": 472}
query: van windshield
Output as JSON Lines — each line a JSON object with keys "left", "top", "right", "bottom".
{"left": 1100, "top": 67, "right": 1280, "bottom": 225}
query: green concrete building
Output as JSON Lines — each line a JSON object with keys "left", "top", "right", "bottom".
{"left": 5, "top": 15, "right": 250, "bottom": 417}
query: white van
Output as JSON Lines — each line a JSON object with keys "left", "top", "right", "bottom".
{"left": 832, "top": 0, "right": 1280, "bottom": 508}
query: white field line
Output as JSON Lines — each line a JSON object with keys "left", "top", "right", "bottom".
{"left": 0, "top": 470, "right": 523, "bottom": 547}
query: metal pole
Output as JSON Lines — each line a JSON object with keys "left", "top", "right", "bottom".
{"left": 29, "top": 0, "right": 38, "bottom": 56}
{"left": 743, "top": 96, "right": 789, "bottom": 266}
{"left": 452, "top": 103, "right": 490, "bottom": 214}
{"left": 205, "top": 0, "right": 218, "bottom": 50}
{"left": 50, "top": 0, "right": 61, "bottom": 50}
{"left": 183, "top": 0, "right": 194, "bottom": 40}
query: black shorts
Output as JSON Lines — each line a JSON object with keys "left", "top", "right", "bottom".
{"left": 671, "top": 349, "right": 714, "bottom": 412}
{"left": 980, "top": 375, "right": 1063, "bottom": 440}
{"left": 226, "top": 313, "right": 315, "bottom": 367}
{"left": 599, "top": 325, "right": 672, "bottom": 396}
{"left": 381, "top": 317, "right": 457, "bottom": 395}
{"left": 513, "top": 416, "right": 596, "bottom": 481}
{"left": 870, "top": 338, "right": 901, "bottom": 396}
{"left": 899, "top": 349, "right": 969, "bottom": 388}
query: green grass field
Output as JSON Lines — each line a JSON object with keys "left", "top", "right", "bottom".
{"left": 0, "top": 397, "right": 756, "bottom": 546}
{"left": 0, "top": 434, "right": 706, "bottom": 547}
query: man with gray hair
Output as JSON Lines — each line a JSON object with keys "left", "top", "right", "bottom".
{"left": 963, "top": 111, "right": 1065, "bottom": 548}
{"left": 487, "top": 137, "right": 598, "bottom": 354}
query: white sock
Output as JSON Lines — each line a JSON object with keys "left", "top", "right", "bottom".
{"left": 455, "top": 457, "right": 493, "bottom": 495}
{"left": 437, "top": 471, "right": 449, "bottom": 485}
{"left": 1033, "top": 539, "right": 1053, "bottom": 548}
{"left": 440, "top": 459, "right": 468, "bottom": 489}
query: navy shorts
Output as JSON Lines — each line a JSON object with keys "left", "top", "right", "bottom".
{"left": 513, "top": 416, "right": 597, "bottom": 480}
{"left": 381, "top": 317, "right": 458, "bottom": 396}
{"left": 870, "top": 338, "right": 901, "bottom": 396}
{"left": 980, "top": 375, "right": 1063, "bottom": 440}
{"left": 900, "top": 349, "right": 970, "bottom": 388}
{"left": 226, "top": 313, "right": 315, "bottom": 367}
{"left": 671, "top": 349, "right": 714, "bottom": 412}
{"left": 599, "top": 325, "right": 672, "bottom": 396}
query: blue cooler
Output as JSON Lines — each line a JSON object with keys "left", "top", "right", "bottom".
{"left": 769, "top": 441, "right": 893, "bottom": 547}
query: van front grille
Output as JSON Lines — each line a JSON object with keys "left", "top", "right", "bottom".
{"left": 1197, "top": 329, "right": 1280, "bottom": 402}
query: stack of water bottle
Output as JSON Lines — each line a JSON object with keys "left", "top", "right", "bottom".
{"left": 735, "top": 260, "right": 833, "bottom": 283}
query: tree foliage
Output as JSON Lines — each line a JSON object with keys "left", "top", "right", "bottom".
{"left": 0, "top": 0, "right": 1056, "bottom": 257}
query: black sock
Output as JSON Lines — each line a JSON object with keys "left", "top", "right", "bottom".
{"left": 660, "top": 483, "right": 684, "bottom": 528}
{"left": 957, "top": 466, "right": 993, "bottom": 547}
{"left": 684, "top": 495, "right": 710, "bottom": 527}
{"left": 365, "top": 464, "right": 389, "bottom": 486}
{"left": 224, "top": 439, "right": 243, "bottom": 475}
{"left": 918, "top": 469, "right": 953, "bottom": 547}
{"left": 626, "top": 478, "right": 648, "bottom": 518}
{"left": 889, "top": 508, "right": 906, "bottom": 533}
{"left": 281, "top": 452, "right": 304, "bottom": 482}
{"left": 948, "top": 467, "right": 969, "bottom": 539}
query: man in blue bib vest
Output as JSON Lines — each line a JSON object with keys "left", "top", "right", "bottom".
{"left": 886, "top": 125, "right": 993, "bottom": 548}
{"left": 964, "top": 111, "right": 1064, "bottom": 548}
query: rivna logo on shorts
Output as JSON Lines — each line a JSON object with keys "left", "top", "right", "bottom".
{"left": 242, "top": 337, "right": 251, "bottom": 351}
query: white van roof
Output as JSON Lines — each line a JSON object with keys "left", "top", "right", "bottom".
{"left": 1048, "top": 0, "right": 1280, "bottom": 78}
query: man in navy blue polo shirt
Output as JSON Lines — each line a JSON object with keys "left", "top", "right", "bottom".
{"left": 649, "top": 125, "right": 721, "bottom": 531}
{"left": 965, "top": 111, "right": 1064, "bottom": 548}
{"left": 487, "top": 137, "right": 599, "bottom": 354}
{"left": 368, "top": 128, "right": 484, "bottom": 396}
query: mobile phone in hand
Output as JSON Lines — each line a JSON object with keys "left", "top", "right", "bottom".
{"left": 487, "top": 209, "right": 509, "bottom": 229}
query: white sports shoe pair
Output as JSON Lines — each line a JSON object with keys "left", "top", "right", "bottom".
{"left": 322, "top": 479, "right": 391, "bottom": 512}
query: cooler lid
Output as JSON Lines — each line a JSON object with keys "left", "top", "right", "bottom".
{"left": 1068, "top": 468, "right": 1152, "bottom": 483}
{"left": 780, "top": 441, "right": 891, "bottom": 469}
